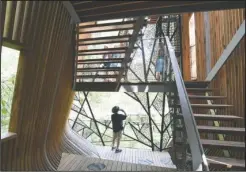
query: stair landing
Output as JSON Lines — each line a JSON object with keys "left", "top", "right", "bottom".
{"left": 95, "top": 145, "right": 176, "bottom": 169}
{"left": 58, "top": 152, "right": 176, "bottom": 171}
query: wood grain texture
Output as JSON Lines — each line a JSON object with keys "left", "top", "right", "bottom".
{"left": 193, "top": 9, "right": 245, "bottom": 158}
{"left": 181, "top": 13, "right": 191, "bottom": 80}
{"left": 1, "top": 1, "right": 94, "bottom": 171}
{"left": 57, "top": 152, "right": 176, "bottom": 171}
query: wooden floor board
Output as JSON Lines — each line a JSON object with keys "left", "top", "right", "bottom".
{"left": 58, "top": 147, "right": 177, "bottom": 171}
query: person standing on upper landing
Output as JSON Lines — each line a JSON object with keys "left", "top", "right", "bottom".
{"left": 111, "top": 106, "right": 127, "bottom": 153}
{"left": 155, "top": 42, "right": 166, "bottom": 82}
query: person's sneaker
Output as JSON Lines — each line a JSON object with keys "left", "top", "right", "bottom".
{"left": 115, "top": 149, "right": 122, "bottom": 153}
{"left": 111, "top": 147, "right": 116, "bottom": 151}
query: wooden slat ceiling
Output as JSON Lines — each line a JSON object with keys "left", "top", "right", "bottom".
{"left": 69, "top": 1, "right": 244, "bottom": 23}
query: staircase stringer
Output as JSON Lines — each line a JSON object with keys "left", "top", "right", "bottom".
{"left": 116, "top": 17, "right": 146, "bottom": 90}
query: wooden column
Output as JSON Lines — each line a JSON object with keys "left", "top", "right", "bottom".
{"left": 181, "top": 14, "right": 191, "bottom": 81}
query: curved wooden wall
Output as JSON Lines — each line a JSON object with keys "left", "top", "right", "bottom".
{"left": 1, "top": 1, "right": 98, "bottom": 171}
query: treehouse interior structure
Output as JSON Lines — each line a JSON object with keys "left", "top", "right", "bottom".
{"left": 0, "top": 1, "right": 245, "bottom": 171}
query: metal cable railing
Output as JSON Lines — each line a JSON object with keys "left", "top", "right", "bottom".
{"left": 164, "top": 36, "right": 209, "bottom": 171}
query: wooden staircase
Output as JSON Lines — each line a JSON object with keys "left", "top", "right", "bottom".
{"left": 169, "top": 81, "right": 245, "bottom": 170}
{"left": 74, "top": 18, "right": 147, "bottom": 90}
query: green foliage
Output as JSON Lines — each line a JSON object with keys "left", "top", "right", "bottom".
{"left": 1, "top": 74, "right": 16, "bottom": 134}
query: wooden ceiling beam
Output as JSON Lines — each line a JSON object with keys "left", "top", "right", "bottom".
{"left": 73, "top": 1, "right": 143, "bottom": 11}
{"left": 75, "top": 1, "right": 244, "bottom": 22}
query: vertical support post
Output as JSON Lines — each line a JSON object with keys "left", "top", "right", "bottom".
{"left": 172, "top": 90, "right": 178, "bottom": 167}
{"left": 146, "top": 93, "right": 154, "bottom": 151}
{"left": 83, "top": 92, "right": 105, "bottom": 146}
{"left": 140, "top": 34, "right": 147, "bottom": 81}
{"left": 73, "top": 24, "right": 79, "bottom": 88}
{"left": 204, "top": 12, "right": 211, "bottom": 75}
{"left": 178, "top": 15, "right": 184, "bottom": 78}
{"left": 72, "top": 24, "right": 76, "bottom": 88}
{"left": 160, "top": 92, "right": 166, "bottom": 151}
{"left": 72, "top": 91, "right": 89, "bottom": 129}
{"left": 146, "top": 38, "right": 157, "bottom": 77}
{"left": 167, "top": 16, "right": 170, "bottom": 38}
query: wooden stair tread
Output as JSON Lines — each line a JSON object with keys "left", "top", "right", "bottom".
{"left": 77, "top": 75, "right": 121, "bottom": 78}
{"left": 188, "top": 95, "right": 227, "bottom": 99}
{"left": 78, "top": 47, "right": 129, "bottom": 53}
{"left": 201, "top": 139, "right": 245, "bottom": 149}
{"left": 186, "top": 88, "right": 217, "bottom": 92}
{"left": 74, "top": 82, "right": 119, "bottom": 91}
{"left": 77, "top": 58, "right": 124, "bottom": 64}
{"left": 78, "top": 34, "right": 142, "bottom": 42}
{"left": 78, "top": 20, "right": 146, "bottom": 29}
{"left": 77, "top": 67, "right": 123, "bottom": 72}
{"left": 78, "top": 51, "right": 126, "bottom": 56}
{"left": 176, "top": 125, "right": 245, "bottom": 134}
{"left": 79, "top": 39, "right": 129, "bottom": 46}
{"left": 169, "top": 95, "right": 227, "bottom": 99}
{"left": 176, "top": 114, "right": 242, "bottom": 121}
{"left": 197, "top": 125, "right": 245, "bottom": 133}
{"left": 172, "top": 104, "right": 233, "bottom": 108}
{"left": 184, "top": 81, "right": 210, "bottom": 88}
{"left": 80, "top": 26, "right": 134, "bottom": 34}
{"left": 206, "top": 155, "right": 245, "bottom": 168}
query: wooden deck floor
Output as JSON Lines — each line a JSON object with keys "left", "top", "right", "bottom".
{"left": 58, "top": 153, "right": 176, "bottom": 171}
{"left": 95, "top": 146, "right": 176, "bottom": 169}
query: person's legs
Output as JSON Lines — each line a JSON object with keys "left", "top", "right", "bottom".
{"left": 156, "top": 72, "right": 161, "bottom": 82}
{"left": 156, "top": 58, "right": 164, "bottom": 81}
{"left": 112, "top": 132, "right": 117, "bottom": 150}
{"left": 115, "top": 130, "right": 122, "bottom": 153}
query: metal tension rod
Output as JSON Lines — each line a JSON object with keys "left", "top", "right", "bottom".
{"left": 206, "top": 20, "right": 245, "bottom": 81}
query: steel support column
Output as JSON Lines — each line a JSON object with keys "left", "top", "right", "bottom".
{"left": 83, "top": 92, "right": 105, "bottom": 146}
{"left": 160, "top": 92, "right": 166, "bottom": 151}
{"left": 140, "top": 33, "right": 148, "bottom": 81}
{"left": 146, "top": 93, "right": 154, "bottom": 151}
{"left": 146, "top": 38, "right": 157, "bottom": 77}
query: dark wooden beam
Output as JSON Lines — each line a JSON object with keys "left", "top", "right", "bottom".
{"left": 74, "top": 82, "right": 118, "bottom": 91}
{"left": 73, "top": 1, "right": 143, "bottom": 11}
{"left": 76, "top": 1, "right": 244, "bottom": 22}
{"left": 2, "top": 38, "right": 28, "bottom": 50}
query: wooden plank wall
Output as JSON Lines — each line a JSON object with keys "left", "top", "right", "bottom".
{"left": 193, "top": 9, "right": 245, "bottom": 158}
{"left": 194, "top": 9, "right": 245, "bottom": 124}
{"left": 1, "top": 1, "right": 95, "bottom": 171}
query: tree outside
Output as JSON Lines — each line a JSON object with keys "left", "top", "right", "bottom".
{"left": 1, "top": 46, "right": 19, "bottom": 134}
